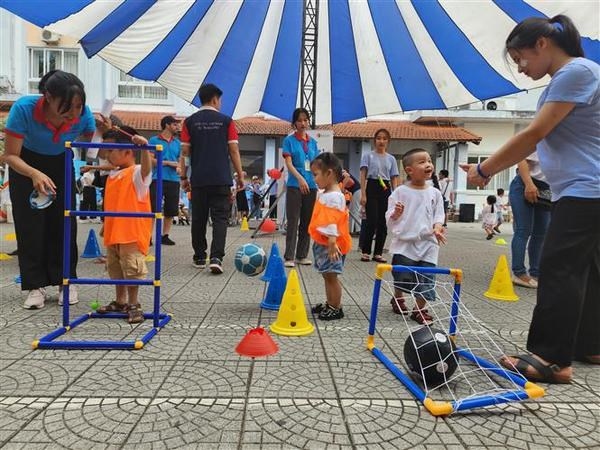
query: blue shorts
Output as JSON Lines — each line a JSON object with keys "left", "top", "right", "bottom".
{"left": 312, "top": 242, "right": 345, "bottom": 274}
{"left": 391, "top": 254, "right": 436, "bottom": 302}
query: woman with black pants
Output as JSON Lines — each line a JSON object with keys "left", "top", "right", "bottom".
{"left": 359, "top": 128, "right": 400, "bottom": 262}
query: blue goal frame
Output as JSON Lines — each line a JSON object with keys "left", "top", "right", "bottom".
{"left": 367, "top": 264, "right": 544, "bottom": 416}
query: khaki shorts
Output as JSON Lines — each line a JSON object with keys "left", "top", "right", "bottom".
{"left": 106, "top": 243, "right": 148, "bottom": 280}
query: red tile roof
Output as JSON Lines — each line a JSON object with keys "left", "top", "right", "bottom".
{"left": 1, "top": 107, "right": 481, "bottom": 143}
{"left": 111, "top": 111, "right": 480, "bottom": 143}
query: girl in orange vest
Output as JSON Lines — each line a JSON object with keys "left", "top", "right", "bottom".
{"left": 308, "top": 153, "right": 351, "bottom": 321}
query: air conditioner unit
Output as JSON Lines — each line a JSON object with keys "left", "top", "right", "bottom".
{"left": 41, "top": 29, "right": 61, "bottom": 44}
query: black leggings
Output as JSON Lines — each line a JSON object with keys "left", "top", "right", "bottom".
{"left": 9, "top": 147, "right": 78, "bottom": 290}
{"left": 361, "top": 178, "right": 391, "bottom": 256}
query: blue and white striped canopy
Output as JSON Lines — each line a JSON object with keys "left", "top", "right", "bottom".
{"left": 1, "top": 0, "right": 598, "bottom": 124}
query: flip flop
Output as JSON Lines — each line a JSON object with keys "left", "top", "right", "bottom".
{"left": 360, "top": 254, "right": 371, "bottom": 262}
{"left": 501, "top": 354, "right": 571, "bottom": 384}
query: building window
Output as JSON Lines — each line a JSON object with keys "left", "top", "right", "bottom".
{"left": 466, "top": 156, "right": 511, "bottom": 191}
{"left": 118, "top": 72, "right": 168, "bottom": 102}
{"left": 28, "top": 48, "right": 79, "bottom": 93}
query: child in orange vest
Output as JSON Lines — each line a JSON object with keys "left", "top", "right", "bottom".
{"left": 308, "top": 153, "right": 351, "bottom": 321}
{"left": 97, "top": 126, "right": 152, "bottom": 324}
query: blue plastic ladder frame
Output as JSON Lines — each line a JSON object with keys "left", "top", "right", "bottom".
{"left": 33, "top": 141, "right": 171, "bottom": 350}
{"left": 366, "top": 264, "right": 544, "bottom": 416}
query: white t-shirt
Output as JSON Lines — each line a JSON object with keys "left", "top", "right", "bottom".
{"left": 316, "top": 190, "right": 346, "bottom": 237}
{"left": 385, "top": 184, "right": 445, "bottom": 264}
{"left": 525, "top": 151, "right": 546, "bottom": 183}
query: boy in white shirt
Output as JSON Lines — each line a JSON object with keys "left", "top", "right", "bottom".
{"left": 386, "top": 149, "right": 446, "bottom": 325}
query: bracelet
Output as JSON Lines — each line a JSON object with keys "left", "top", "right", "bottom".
{"left": 476, "top": 163, "right": 490, "bottom": 179}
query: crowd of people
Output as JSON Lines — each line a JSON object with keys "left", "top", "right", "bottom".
{"left": 2, "top": 15, "right": 597, "bottom": 383}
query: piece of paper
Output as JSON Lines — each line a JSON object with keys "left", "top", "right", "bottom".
{"left": 86, "top": 98, "right": 114, "bottom": 159}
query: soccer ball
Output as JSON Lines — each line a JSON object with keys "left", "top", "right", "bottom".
{"left": 234, "top": 243, "right": 267, "bottom": 276}
{"left": 404, "top": 327, "right": 459, "bottom": 386}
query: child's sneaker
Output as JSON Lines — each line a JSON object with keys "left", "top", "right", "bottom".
{"left": 390, "top": 296, "right": 408, "bottom": 315}
{"left": 23, "top": 288, "right": 46, "bottom": 309}
{"left": 311, "top": 303, "right": 325, "bottom": 314}
{"left": 410, "top": 307, "right": 433, "bottom": 326}
{"left": 317, "top": 303, "right": 344, "bottom": 321}
{"left": 58, "top": 285, "right": 79, "bottom": 305}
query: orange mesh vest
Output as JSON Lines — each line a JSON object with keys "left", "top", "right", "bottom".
{"left": 308, "top": 199, "right": 352, "bottom": 255}
{"left": 104, "top": 165, "right": 152, "bottom": 255}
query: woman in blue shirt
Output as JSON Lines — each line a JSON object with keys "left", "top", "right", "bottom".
{"left": 462, "top": 15, "right": 600, "bottom": 383}
{"left": 4, "top": 70, "right": 101, "bottom": 309}
{"left": 282, "top": 108, "right": 319, "bottom": 267}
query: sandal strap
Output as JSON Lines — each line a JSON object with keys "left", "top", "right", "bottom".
{"left": 514, "top": 354, "right": 561, "bottom": 380}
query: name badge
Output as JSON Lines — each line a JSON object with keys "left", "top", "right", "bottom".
{"left": 304, "top": 159, "right": 311, "bottom": 171}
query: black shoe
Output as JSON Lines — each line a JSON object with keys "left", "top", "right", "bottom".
{"left": 161, "top": 234, "right": 176, "bottom": 245}
{"left": 311, "top": 303, "right": 326, "bottom": 314}
{"left": 317, "top": 303, "right": 344, "bottom": 321}
{"left": 192, "top": 257, "right": 206, "bottom": 269}
{"left": 209, "top": 258, "right": 223, "bottom": 274}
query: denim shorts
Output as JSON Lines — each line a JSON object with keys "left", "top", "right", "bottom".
{"left": 391, "top": 254, "right": 436, "bottom": 302}
{"left": 313, "top": 242, "right": 345, "bottom": 274}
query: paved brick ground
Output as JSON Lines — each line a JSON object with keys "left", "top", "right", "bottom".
{"left": 1, "top": 220, "right": 598, "bottom": 449}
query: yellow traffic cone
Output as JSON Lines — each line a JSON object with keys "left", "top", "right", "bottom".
{"left": 240, "top": 217, "right": 250, "bottom": 231}
{"left": 484, "top": 255, "right": 519, "bottom": 301}
{"left": 269, "top": 269, "right": 314, "bottom": 336}
{"left": 145, "top": 255, "right": 156, "bottom": 262}
{"left": 495, "top": 238, "right": 507, "bottom": 246}
{"left": 4, "top": 233, "right": 16, "bottom": 241}
{"left": 0, "top": 253, "right": 12, "bottom": 261}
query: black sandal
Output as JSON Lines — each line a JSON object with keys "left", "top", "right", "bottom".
{"left": 501, "top": 354, "right": 571, "bottom": 384}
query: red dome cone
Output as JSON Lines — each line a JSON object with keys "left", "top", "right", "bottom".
{"left": 235, "top": 327, "right": 279, "bottom": 357}
{"left": 260, "top": 218, "right": 277, "bottom": 233}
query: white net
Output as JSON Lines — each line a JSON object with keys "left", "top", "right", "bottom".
{"left": 376, "top": 266, "right": 531, "bottom": 412}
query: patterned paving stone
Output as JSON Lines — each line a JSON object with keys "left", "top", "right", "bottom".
{"left": 249, "top": 361, "right": 337, "bottom": 400}
{"left": 0, "top": 397, "right": 52, "bottom": 444}
{"left": 446, "top": 402, "right": 574, "bottom": 448}
{"left": 99, "top": 329, "right": 196, "bottom": 361}
{"left": 524, "top": 402, "right": 600, "bottom": 448}
{"left": 181, "top": 328, "right": 251, "bottom": 361}
{"left": 5, "top": 397, "right": 146, "bottom": 448}
{"left": 0, "top": 359, "right": 95, "bottom": 397}
{"left": 330, "top": 362, "right": 415, "bottom": 400}
{"left": 342, "top": 399, "right": 462, "bottom": 448}
{"left": 1, "top": 223, "right": 598, "bottom": 447}
{"left": 242, "top": 398, "right": 351, "bottom": 448}
{"left": 123, "top": 398, "right": 244, "bottom": 449}
{"left": 63, "top": 360, "right": 175, "bottom": 398}
{"left": 156, "top": 361, "right": 250, "bottom": 398}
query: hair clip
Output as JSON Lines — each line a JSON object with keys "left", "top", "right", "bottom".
{"left": 552, "top": 22, "right": 564, "bottom": 33}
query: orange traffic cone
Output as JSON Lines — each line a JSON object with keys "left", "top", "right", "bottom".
{"left": 235, "top": 327, "right": 279, "bottom": 357}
